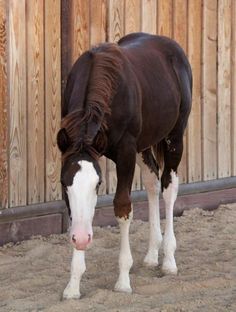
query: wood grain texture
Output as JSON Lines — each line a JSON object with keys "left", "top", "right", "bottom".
{"left": 173, "top": 0, "right": 187, "bottom": 51}
{"left": 61, "top": 0, "right": 73, "bottom": 95}
{"left": 107, "top": 159, "right": 117, "bottom": 194}
{"left": 232, "top": 0, "right": 236, "bottom": 176}
{"left": 141, "top": 0, "right": 157, "bottom": 34}
{"left": 90, "top": 0, "right": 106, "bottom": 45}
{"left": 202, "top": 0, "right": 217, "bottom": 181}
{"left": 45, "top": 0, "right": 62, "bottom": 201}
{"left": 218, "top": 0, "right": 231, "bottom": 178}
{"left": 9, "top": 0, "right": 27, "bottom": 207}
{"left": 187, "top": 0, "right": 202, "bottom": 182}
{"left": 173, "top": 0, "right": 187, "bottom": 184}
{"left": 71, "top": 0, "right": 90, "bottom": 63}
{"left": 26, "top": 0, "right": 44, "bottom": 204}
{"left": 0, "top": 0, "right": 8, "bottom": 209}
{"left": 98, "top": 156, "right": 107, "bottom": 195}
{"left": 108, "top": 0, "right": 124, "bottom": 42}
{"left": 125, "top": 0, "right": 141, "bottom": 34}
{"left": 157, "top": 0, "right": 173, "bottom": 37}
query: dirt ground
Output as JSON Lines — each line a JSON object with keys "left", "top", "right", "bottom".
{"left": 0, "top": 203, "right": 235, "bottom": 312}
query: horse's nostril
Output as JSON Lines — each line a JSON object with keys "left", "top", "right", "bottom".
{"left": 72, "top": 235, "right": 76, "bottom": 243}
{"left": 88, "top": 234, "right": 91, "bottom": 242}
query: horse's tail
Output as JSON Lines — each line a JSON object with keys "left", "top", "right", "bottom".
{"left": 170, "top": 55, "right": 192, "bottom": 131}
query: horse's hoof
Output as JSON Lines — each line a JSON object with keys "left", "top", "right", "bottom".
{"left": 62, "top": 292, "right": 81, "bottom": 300}
{"left": 162, "top": 255, "right": 178, "bottom": 275}
{"left": 144, "top": 252, "right": 159, "bottom": 267}
{"left": 162, "top": 261, "right": 178, "bottom": 275}
{"left": 114, "top": 282, "right": 132, "bottom": 294}
{"left": 62, "top": 286, "right": 81, "bottom": 300}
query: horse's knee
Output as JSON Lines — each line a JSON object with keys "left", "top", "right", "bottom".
{"left": 114, "top": 197, "right": 132, "bottom": 219}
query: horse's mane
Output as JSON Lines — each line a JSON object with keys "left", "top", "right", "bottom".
{"left": 59, "top": 43, "right": 124, "bottom": 160}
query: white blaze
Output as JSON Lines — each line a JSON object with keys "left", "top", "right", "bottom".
{"left": 67, "top": 160, "right": 99, "bottom": 243}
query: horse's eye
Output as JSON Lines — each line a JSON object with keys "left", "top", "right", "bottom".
{"left": 61, "top": 181, "right": 67, "bottom": 190}
{"left": 96, "top": 181, "right": 102, "bottom": 193}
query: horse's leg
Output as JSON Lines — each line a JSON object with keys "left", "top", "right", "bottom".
{"left": 113, "top": 137, "right": 136, "bottom": 293}
{"left": 161, "top": 138, "right": 183, "bottom": 275}
{"left": 136, "top": 154, "right": 162, "bottom": 266}
{"left": 114, "top": 211, "right": 133, "bottom": 293}
{"left": 63, "top": 249, "right": 86, "bottom": 299}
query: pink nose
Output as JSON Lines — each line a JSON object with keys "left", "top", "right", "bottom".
{"left": 71, "top": 232, "right": 92, "bottom": 250}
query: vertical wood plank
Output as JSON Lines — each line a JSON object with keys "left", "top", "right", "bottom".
{"left": 218, "top": 0, "right": 231, "bottom": 178}
{"left": 173, "top": 0, "right": 187, "bottom": 184}
{"left": 45, "top": 0, "right": 62, "bottom": 201}
{"left": 141, "top": 0, "right": 157, "bottom": 34}
{"left": 232, "top": 0, "right": 236, "bottom": 176}
{"left": 9, "top": 0, "right": 27, "bottom": 207}
{"left": 98, "top": 156, "right": 107, "bottom": 195}
{"left": 61, "top": 0, "right": 73, "bottom": 96}
{"left": 187, "top": 0, "right": 202, "bottom": 182}
{"left": 107, "top": 159, "right": 117, "bottom": 194}
{"left": 0, "top": 0, "right": 8, "bottom": 208}
{"left": 71, "top": 0, "right": 90, "bottom": 63}
{"left": 173, "top": 0, "right": 187, "bottom": 52}
{"left": 26, "top": 0, "right": 45, "bottom": 204}
{"left": 108, "top": 0, "right": 124, "bottom": 42}
{"left": 202, "top": 0, "right": 217, "bottom": 181}
{"left": 90, "top": 0, "right": 107, "bottom": 195}
{"left": 125, "top": 0, "right": 141, "bottom": 34}
{"left": 157, "top": 0, "right": 173, "bottom": 37}
{"left": 90, "top": 0, "right": 106, "bottom": 46}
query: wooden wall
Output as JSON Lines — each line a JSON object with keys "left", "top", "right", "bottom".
{"left": 0, "top": 0, "right": 236, "bottom": 209}
{"left": 0, "top": 0, "right": 61, "bottom": 209}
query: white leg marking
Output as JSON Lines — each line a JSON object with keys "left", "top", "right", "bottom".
{"left": 63, "top": 249, "right": 86, "bottom": 299}
{"left": 162, "top": 170, "right": 178, "bottom": 275}
{"left": 114, "top": 210, "right": 133, "bottom": 293}
{"left": 136, "top": 154, "right": 162, "bottom": 266}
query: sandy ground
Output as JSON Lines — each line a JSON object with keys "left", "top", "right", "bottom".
{"left": 0, "top": 203, "right": 235, "bottom": 312}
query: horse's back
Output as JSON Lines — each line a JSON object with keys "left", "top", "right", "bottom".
{"left": 118, "top": 33, "right": 192, "bottom": 151}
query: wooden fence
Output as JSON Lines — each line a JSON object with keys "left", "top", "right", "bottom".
{"left": 0, "top": 0, "right": 236, "bottom": 210}
{"left": 0, "top": 0, "right": 61, "bottom": 209}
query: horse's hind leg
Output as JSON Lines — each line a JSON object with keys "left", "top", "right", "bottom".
{"left": 136, "top": 154, "right": 162, "bottom": 266}
{"left": 161, "top": 137, "right": 184, "bottom": 275}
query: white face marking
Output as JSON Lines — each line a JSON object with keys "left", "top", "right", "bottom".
{"left": 67, "top": 160, "right": 99, "bottom": 232}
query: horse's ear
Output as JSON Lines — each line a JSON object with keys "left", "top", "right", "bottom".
{"left": 57, "top": 128, "right": 70, "bottom": 153}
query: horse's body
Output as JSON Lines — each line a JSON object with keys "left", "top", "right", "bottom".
{"left": 57, "top": 33, "right": 192, "bottom": 299}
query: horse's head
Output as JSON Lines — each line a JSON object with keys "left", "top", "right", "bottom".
{"left": 60, "top": 153, "right": 101, "bottom": 250}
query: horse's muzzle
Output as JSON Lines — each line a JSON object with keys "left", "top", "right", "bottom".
{"left": 70, "top": 230, "right": 92, "bottom": 250}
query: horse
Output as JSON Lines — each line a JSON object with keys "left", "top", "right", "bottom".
{"left": 57, "top": 32, "right": 192, "bottom": 299}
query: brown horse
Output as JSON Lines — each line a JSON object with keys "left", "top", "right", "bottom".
{"left": 57, "top": 32, "right": 192, "bottom": 299}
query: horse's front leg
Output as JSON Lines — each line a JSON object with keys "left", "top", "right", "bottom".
{"left": 113, "top": 138, "right": 136, "bottom": 293}
{"left": 114, "top": 208, "right": 133, "bottom": 293}
{"left": 63, "top": 249, "right": 86, "bottom": 299}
